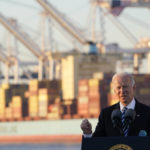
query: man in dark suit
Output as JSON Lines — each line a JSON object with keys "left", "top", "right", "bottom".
{"left": 80, "top": 73, "right": 150, "bottom": 137}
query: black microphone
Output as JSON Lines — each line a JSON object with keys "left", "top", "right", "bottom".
{"left": 124, "top": 109, "right": 136, "bottom": 126}
{"left": 111, "top": 109, "right": 122, "bottom": 129}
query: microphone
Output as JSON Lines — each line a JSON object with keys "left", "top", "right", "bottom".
{"left": 111, "top": 109, "right": 122, "bottom": 129}
{"left": 124, "top": 109, "right": 136, "bottom": 126}
{"left": 139, "top": 130, "right": 147, "bottom": 137}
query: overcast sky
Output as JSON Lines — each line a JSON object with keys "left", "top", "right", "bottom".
{"left": 0, "top": 0, "right": 150, "bottom": 57}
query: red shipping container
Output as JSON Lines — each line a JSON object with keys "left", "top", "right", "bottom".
{"left": 78, "top": 103, "right": 88, "bottom": 115}
{"left": 78, "top": 80, "right": 89, "bottom": 86}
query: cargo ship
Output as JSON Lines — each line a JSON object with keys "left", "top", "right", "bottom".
{"left": 0, "top": 77, "right": 104, "bottom": 143}
{"left": 0, "top": 73, "right": 150, "bottom": 143}
{"left": 0, "top": 54, "right": 117, "bottom": 143}
{"left": 0, "top": 118, "right": 97, "bottom": 143}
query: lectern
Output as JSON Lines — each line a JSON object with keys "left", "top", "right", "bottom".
{"left": 81, "top": 136, "right": 150, "bottom": 150}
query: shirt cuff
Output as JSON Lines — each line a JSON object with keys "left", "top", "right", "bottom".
{"left": 83, "top": 133, "right": 92, "bottom": 138}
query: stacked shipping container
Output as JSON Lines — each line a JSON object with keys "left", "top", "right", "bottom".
{"left": 28, "top": 80, "right": 40, "bottom": 118}
{"left": 88, "top": 79, "right": 101, "bottom": 117}
{"left": 0, "top": 84, "right": 8, "bottom": 120}
{"left": 0, "top": 73, "right": 150, "bottom": 122}
{"left": 77, "top": 80, "right": 89, "bottom": 117}
{"left": 0, "top": 84, "right": 28, "bottom": 121}
{"left": 133, "top": 74, "right": 150, "bottom": 106}
{"left": 26, "top": 79, "right": 62, "bottom": 120}
{"left": 77, "top": 74, "right": 113, "bottom": 118}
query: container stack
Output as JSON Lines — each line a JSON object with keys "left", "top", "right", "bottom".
{"left": 12, "top": 96, "right": 22, "bottom": 120}
{"left": 2, "top": 73, "right": 150, "bottom": 122}
{"left": 133, "top": 74, "right": 150, "bottom": 106}
{"left": 39, "top": 80, "right": 61, "bottom": 120}
{"left": 38, "top": 88, "right": 48, "bottom": 118}
{"left": 28, "top": 79, "right": 39, "bottom": 118}
{"left": 26, "top": 79, "right": 62, "bottom": 120}
{"left": 88, "top": 79, "right": 101, "bottom": 118}
{"left": 0, "top": 83, "right": 28, "bottom": 121}
{"left": 61, "top": 56, "right": 78, "bottom": 119}
{"left": 10, "top": 84, "right": 28, "bottom": 118}
{"left": 62, "top": 99, "right": 77, "bottom": 119}
{"left": 47, "top": 97, "right": 61, "bottom": 119}
{"left": 98, "top": 73, "right": 113, "bottom": 108}
{"left": 77, "top": 73, "right": 113, "bottom": 118}
{"left": 77, "top": 79, "right": 89, "bottom": 117}
{"left": 0, "top": 87, "right": 6, "bottom": 120}
{"left": 0, "top": 84, "right": 9, "bottom": 120}
{"left": 61, "top": 56, "right": 78, "bottom": 100}
{"left": 5, "top": 103, "right": 12, "bottom": 120}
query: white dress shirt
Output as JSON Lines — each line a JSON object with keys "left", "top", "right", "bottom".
{"left": 120, "top": 98, "right": 136, "bottom": 112}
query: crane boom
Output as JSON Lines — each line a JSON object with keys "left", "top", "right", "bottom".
{"left": 105, "top": 9, "right": 138, "bottom": 45}
{"left": 0, "top": 45, "right": 11, "bottom": 64}
{"left": 0, "top": 52, "right": 7, "bottom": 64}
{"left": 118, "top": 47, "right": 150, "bottom": 54}
{"left": 36, "top": 0, "right": 88, "bottom": 45}
{"left": 129, "top": 0, "right": 150, "bottom": 7}
{"left": 0, "top": 13, "right": 41, "bottom": 58}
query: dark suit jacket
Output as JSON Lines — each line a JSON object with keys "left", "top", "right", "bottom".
{"left": 92, "top": 99, "right": 150, "bottom": 137}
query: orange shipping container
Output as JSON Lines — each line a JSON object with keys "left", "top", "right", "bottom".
{"left": 88, "top": 101, "right": 100, "bottom": 116}
{"left": 78, "top": 80, "right": 88, "bottom": 86}
{"left": 13, "top": 107, "right": 22, "bottom": 119}
{"left": 78, "top": 85, "right": 88, "bottom": 93}
{"left": 5, "top": 107, "right": 12, "bottom": 119}
{"left": 88, "top": 79, "right": 100, "bottom": 87}
{"left": 78, "top": 103, "right": 88, "bottom": 115}
{"left": 78, "top": 96, "right": 89, "bottom": 104}
{"left": 29, "top": 79, "right": 39, "bottom": 91}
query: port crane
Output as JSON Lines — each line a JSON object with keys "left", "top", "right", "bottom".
{"left": 0, "top": 43, "right": 39, "bottom": 83}
{"left": 93, "top": 0, "right": 150, "bottom": 16}
{"left": 36, "top": 0, "right": 98, "bottom": 54}
{"left": 0, "top": 13, "right": 52, "bottom": 81}
{"left": 0, "top": 44, "right": 17, "bottom": 83}
{"left": 89, "top": 0, "right": 150, "bottom": 73}
{"left": 0, "top": 0, "right": 150, "bottom": 76}
{"left": 90, "top": 0, "right": 150, "bottom": 46}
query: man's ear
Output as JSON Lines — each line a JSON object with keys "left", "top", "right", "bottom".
{"left": 113, "top": 87, "right": 117, "bottom": 94}
{"left": 133, "top": 84, "right": 136, "bottom": 91}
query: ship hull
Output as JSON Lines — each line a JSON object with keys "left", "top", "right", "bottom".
{"left": 0, "top": 118, "right": 97, "bottom": 143}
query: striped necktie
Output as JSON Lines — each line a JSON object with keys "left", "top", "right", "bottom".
{"left": 122, "top": 107, "right": 128, "bottom": 136}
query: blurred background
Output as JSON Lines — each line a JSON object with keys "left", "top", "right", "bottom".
{"left": 0, "top": 0, "right": 150, "bottom": 149}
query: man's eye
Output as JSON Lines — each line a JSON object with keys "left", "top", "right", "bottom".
{"left": 123, "top": 86, "right": 128, "bottom": 88}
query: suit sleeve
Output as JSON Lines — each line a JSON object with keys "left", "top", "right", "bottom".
{"left": 92, "top": 109, "right": 106, "bottom": 137}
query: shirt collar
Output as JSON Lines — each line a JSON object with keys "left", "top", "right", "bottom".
{"left": 120, "top": 98, "right": 136, "bottom": 112}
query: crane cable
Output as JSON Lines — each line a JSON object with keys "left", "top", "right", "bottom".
{"left": 104, "top": 8, "right": 138, "bottom": 46}
{"left": 122, "top": 13, "right": 150, "bottom": 31}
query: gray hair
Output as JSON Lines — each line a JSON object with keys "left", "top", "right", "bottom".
{"left": 112, "top": 72, "right": 135, "bottom": 87}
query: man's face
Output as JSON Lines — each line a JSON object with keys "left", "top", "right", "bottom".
{"left": 113, "top": 76, "right": 135, "bottom": 106}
